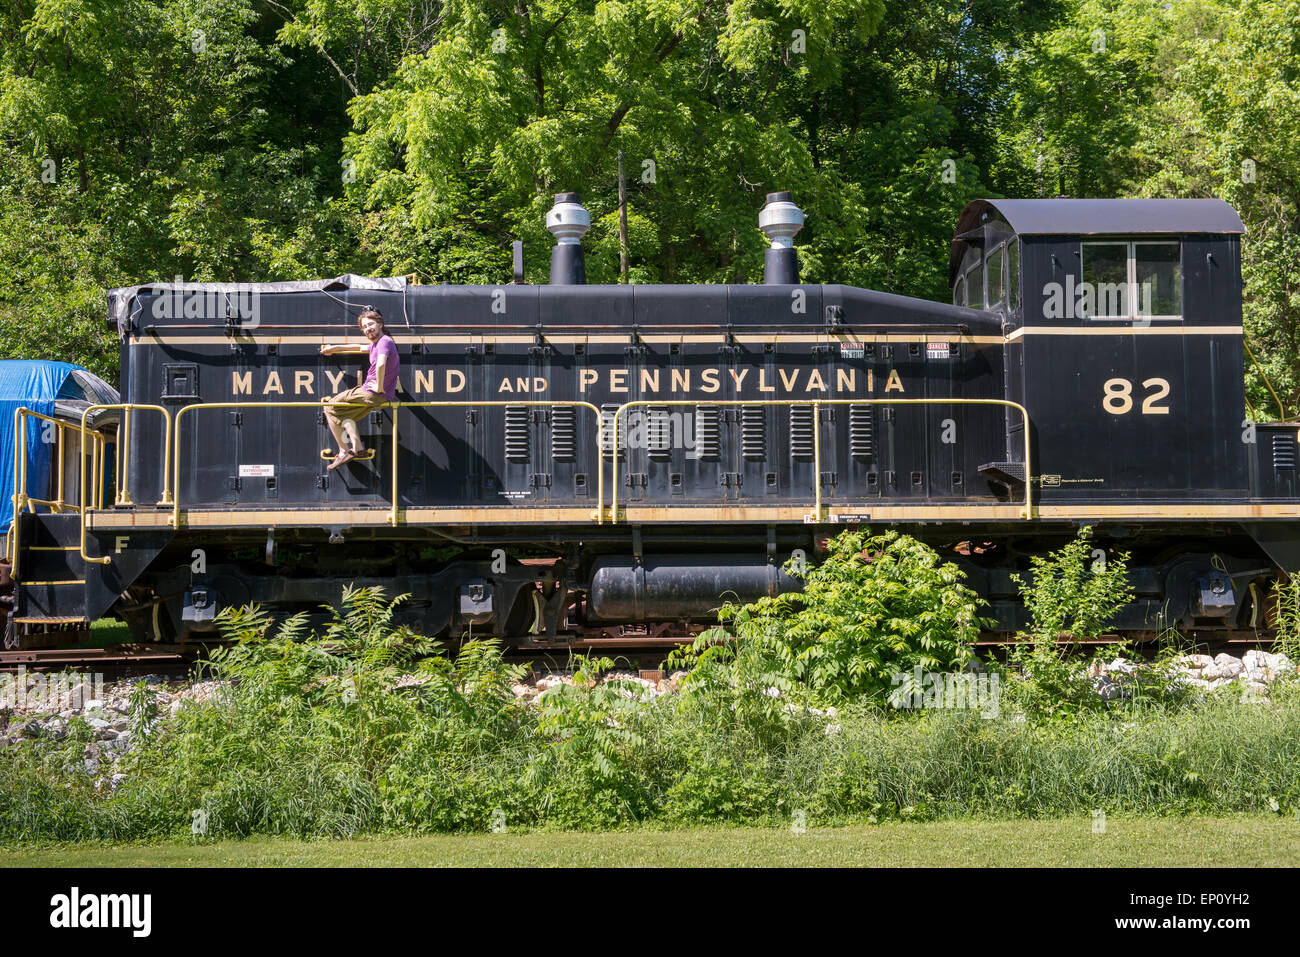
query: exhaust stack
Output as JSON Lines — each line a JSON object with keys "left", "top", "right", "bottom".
{"left": 546, "top": 192, "right": 590, "bottom": 285}
{"left": 758, "top": 191, "right": 805, "bottom": 285}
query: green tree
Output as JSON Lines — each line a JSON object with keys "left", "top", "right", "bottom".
{"left": 0, "top": 0, "right": 359, "bottom": 379}
{"left": 998, "top": 0, "right": 1300, "bottom": 417}
{"left": 340, "top": 0, "right": 1017, "bottom": 292}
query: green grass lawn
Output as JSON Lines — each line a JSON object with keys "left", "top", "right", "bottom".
{"left": 4, "top": 817, "right": 1297, "bottom": 867}
{"left": 88, "top": 618, "right": 132, "bottom": 647}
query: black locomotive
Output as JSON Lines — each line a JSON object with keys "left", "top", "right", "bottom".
{"left": 4, "top": 191, "right": 1297, "bottom": 650}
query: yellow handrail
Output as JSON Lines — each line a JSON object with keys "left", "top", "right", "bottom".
{"left": 386, "top": 402, "right": 606, "bottom": 527}
{"left": 172, "top": 401, "right": 359, "bottom": 530}
{"left": 170, "top": 400, "right": 606, "bottom": 529}
{"left": 104, "top": 404, "right": 172, "bottom": 507}
{"left": 17, "top": 413, "right": 110, "bottom": 514}
{"left": 117, "top": 403, "right": 131, "bottom": 504}
{"left": 7, "top": 407, "right": 20, "bottom": 567}
{"left": 94, "top": 395, "right": 1030, "bottom": 540}
{"left": 1243, "top": 338, "right": 1287, "bottom": 421}
{"left": 78, "top": 404, "right": 172, "bottom": 566}
{"left": 9, "top": 407, "right": 109, "bottom": 576}
{"left": 609, "top": 398, "right": 1033, "bottom": 522}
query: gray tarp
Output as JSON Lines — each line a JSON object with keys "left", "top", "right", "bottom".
{"left": 106, "top": 274, "right": 409, "bottom": 326}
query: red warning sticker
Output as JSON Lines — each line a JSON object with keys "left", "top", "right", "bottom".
{"left": 926, "top": 342, "right": 950, "bottom": 359}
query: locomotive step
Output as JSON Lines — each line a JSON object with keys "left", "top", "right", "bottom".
{"left": 978, "top": 462, "right": 1027, "bottom": 485}
{"left": 319, "top": 448, "right": 376, "bottom": 461}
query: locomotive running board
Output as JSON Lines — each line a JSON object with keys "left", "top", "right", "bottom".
{"left": 82, "top": 502, "right": 1300, "bottom": 529}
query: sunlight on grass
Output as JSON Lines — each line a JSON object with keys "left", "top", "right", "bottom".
{"left": 5, "top": 817, "right": 1298, "bottom": 868}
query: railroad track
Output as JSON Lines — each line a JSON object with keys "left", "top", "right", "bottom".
{"left": 0, "top": 644, "right": 198, "bottom": 677}
{"left": 0, "top": 628, "right": 1280, "bottom": 678}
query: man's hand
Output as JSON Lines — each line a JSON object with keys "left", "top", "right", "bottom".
{"left": 320, "top": 344, "right": 343, "bottom": 355}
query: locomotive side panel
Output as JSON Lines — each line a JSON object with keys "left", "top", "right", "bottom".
{"left": 1018, "top": 232, "right": 1248, "bottom": 502}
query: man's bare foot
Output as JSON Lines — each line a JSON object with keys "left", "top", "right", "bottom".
{"left": 327, "top": 449, "right": 357, "bottom": 471}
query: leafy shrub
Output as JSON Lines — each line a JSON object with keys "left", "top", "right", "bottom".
{"left": 1271, "top": 575, "right": 1300, "bottom": 666}
{"left": 523, "top": 655, "right": 655, "bottom": 824}
{"left": 1003, "top": 527, "right": 1137, "bottom": 720}
{"left": 1013, "top": 526, "right": 1134, "bottom": 644}
{"left": 671, "top": 530, "right": 992, "bottom": 708}
{"left": 4, "top": 562, "right": 1299, "bottom": 844}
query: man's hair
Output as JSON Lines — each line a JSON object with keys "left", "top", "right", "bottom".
{"left": 357, "top": 308, "right": 384, "bottom": 330}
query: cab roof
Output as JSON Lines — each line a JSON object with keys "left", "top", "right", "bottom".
{"left": 949, "top": 198, "right": 1245, "bottom": 286}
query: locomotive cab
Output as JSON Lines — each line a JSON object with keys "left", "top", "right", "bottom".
{"left": 950, "top": 199, "right": 1248, "bottom": 504}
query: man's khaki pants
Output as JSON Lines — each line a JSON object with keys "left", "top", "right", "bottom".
{"left": 325, "top": 385, "right": 387, "bottom": 432}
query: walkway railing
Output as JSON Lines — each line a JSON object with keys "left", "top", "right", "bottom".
{"left": 11, "top": 395, "right": 1036, "bottom": 574}
{"left": 8, "top": 407, "right": 109, "bottom": 570}
{"left": 609, "top": 397, "right": 1033, "bottom": 522}
{"left": 77, "top": 404, "right": 172, "bottom": 565}
{"left": 169, "top": 400, "right": 607, "bottom": 529}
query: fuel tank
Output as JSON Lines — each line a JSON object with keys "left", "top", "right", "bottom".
{"left": 587, "top": 555, "right": 801, "bottom": 621}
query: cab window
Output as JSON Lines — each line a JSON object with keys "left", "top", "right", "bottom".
{"left": 1007, "top": 240, "right": 1019, "bottom": 312}
{"left": 987, "top": 246, "right": 1005, "bottom": 308}
{"left": 965, "top": 251, "right": 984, "bottom": 310}
{"left": 1081, "top": 240, "right": 1182, "bottom": 319}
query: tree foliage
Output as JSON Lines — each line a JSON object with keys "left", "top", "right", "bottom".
{"left": 998, "top": 0, "right": 1300, "bottom": 417}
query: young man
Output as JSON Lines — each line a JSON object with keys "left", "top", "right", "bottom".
{"left": 320, "top": 308, "right": 399, "bottom": 471}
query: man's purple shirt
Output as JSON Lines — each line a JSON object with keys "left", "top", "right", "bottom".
{"left": 364, "top": 334, "right": 399, "bottom": 400}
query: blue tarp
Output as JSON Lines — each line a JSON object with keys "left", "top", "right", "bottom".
{"left": 0, "top": 360, "right": 93, "bottom": 534}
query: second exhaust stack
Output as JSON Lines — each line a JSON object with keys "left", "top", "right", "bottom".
{"left": 759, "top": 191, "right": 805, "bottom": 284}
{"left": 546, "top": 192, "right": 590, "bottom": 285}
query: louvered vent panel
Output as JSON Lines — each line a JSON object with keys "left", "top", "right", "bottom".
{"left": 1273, "top": 433, "right": 1297, "bottom": 470}
{"left": 694, "top": 406, "right": 720, "bottom": 460}
{"left": 741, "top": 406, "right": 766, "bottom": 460}
{"left": 551, "top": 406, "right": 576, "bottom": 461}
{"left": 646, "top": 405, "right": 672, "bottom": 460}
{"left": 790, "top": 406, "right": 815, "bottom": 460}
{"left": 849, "top": 404, "right": 873, "bottom": 459}
{"left": 599, "top": 403, "right": 625, "bottom": 461}
{"left": 504, "top": 406, "right": 530, "bottom": 462}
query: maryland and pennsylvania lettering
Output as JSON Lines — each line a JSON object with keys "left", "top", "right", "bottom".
{"left": 231, "top": 366, "right": 906, "bottom": 396}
